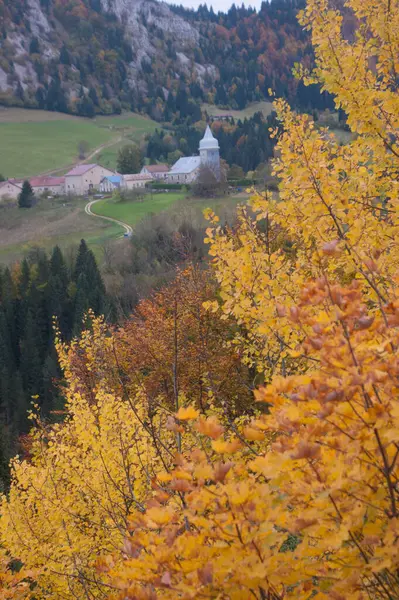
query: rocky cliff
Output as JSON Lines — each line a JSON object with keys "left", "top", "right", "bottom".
{"left": 0, "top": 0, "right": 315, "bottom": 118}
{"left": 0, "top": 0, "right": 215, "bottom": 116}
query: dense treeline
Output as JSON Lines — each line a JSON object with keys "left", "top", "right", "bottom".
{"left": 0, "top": 0, "right": 330, "bottom": 120}
{"left": 171, "top": 0, "right": 335, "bottom": 112}
{"left": 0, "top": 240, "right": 107, "bottom": 489}
{"left": 146, "top": 112, "right": 278, "bottom": 172}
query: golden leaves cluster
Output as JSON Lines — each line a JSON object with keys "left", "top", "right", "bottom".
{"left": 107, "top": 278, "right": 399, "bottom": 599}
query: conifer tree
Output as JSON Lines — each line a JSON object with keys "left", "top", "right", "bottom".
{"left": 18, "top": 181, "right": 34, "bottom": 209}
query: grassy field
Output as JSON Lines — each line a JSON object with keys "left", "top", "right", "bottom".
{"left": 202, "top": 101, "right": 274, "bottom": 120}
{"left": 94, "top": 140, "right": 130, "bottom": 172}
{"left": 0, "top": 195, "right": 118, "bottom": 264}
{"left": 92, "top": 192, "right": 186, "bottom": 227}
{"left": 92, "top": 191, "right": 250, "bottom": 236}
{"left": 0, "top": 109, "right": 157, "bottom": 178}
{"left": 0, "top": 189, "right": 250, "bottom": 266}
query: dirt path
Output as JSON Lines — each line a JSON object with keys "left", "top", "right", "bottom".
{"left": 38, "top": 137, "right": 123, "bottom": 177}
{"left": 85, "top": 198, "right": 132, "bottom": 238}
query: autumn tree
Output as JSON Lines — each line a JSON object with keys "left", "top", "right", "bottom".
{"left": 2, "top": 1, "right": 399, "bottom": 599}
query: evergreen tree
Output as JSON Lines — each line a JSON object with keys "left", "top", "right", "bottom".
{"left": 29, "top": 37, "right": 40, "bottom": 54}
{"left": 18, "top": 181, "right": 34, "bottom": 208}
{"left": 77, "top": 95, "right": 95, "bottom": 118}
{"left": 116, "top": 144, "right": 143, "bottom": 174}
{"left": 0, "top": 244, "right": 108, "bottom": 482}
{"left": 59, "top": 44, "right": 71, "bottom": 66}
{"left": 20, "top": 309, "right": 43, "bottom": 399}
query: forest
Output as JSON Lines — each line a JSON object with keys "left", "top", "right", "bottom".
{"left": 0, "top": 241, "right": 107, "bottom": 487}
{"left": 146, "top": 111, "right": 278, "bottom": 172}
{"left": 2, "top": 0, "right": 399, "bottom": 598}
{"left": 0, "top": 0, "right": 330, "bottom": 120}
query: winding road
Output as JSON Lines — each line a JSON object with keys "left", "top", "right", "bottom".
{"left": 85, "top": 199, "right": 132, "bottom": 238}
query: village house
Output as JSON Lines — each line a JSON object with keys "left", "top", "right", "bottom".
{"left": 123, "top": 173, "right": 153, "bottom": 190}
{"left": 29, "top": 176, "right": 65, "bottom": 196}
{"left": 99, "top": 175, "right": 123, "bottom": 193}
{"left": 0, "top": 179, "right": 22, "bottom": 200}
{"left": 65, "top": 164, "right": 116, "bottom": 196}
{"left": 140, "top": 164, "right": 169, "bottom": 180}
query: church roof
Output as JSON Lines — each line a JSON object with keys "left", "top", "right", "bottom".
{"left": 169, "top": 156, "right": 201, "bottom": 175}
{"left": 199, "top": 125, "right": 219, "bottom": 151}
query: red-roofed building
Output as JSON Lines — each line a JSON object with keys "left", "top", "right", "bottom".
{"left": 140, "top": 164, "right": 169, "bottom": 180}
{"left": 65, "top": 164, "right": 116, "bottom": 195}
{"left": 29, "top": 176, "right": 65, "bottom": 195}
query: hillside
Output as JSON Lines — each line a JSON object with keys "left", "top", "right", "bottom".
{"left": 0, "top": 0, "right": 325, "bottom": 120}
{"left": 0, "top": 108, "right": 157, "bottom": 177}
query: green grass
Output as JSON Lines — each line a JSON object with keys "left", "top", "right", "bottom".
{"left": 95, "top": 113, "right": 158, "bottom": 135}
{"left": 0, "top": 195, "right": 117, "bottom": 265}
{"left": 92, "top": 192, "right": 186, "bottom": 227}
{"left": 94, "top": 140, "right": 130, "bottom": 172}
{"left": 0, "top": 110, "right": 157, "bottom": 178}
{"left": 0, "top": 121, "right": 110, "bottom": 177}
{"left": 202, "top": 101, "right": 274, "bottom": 120}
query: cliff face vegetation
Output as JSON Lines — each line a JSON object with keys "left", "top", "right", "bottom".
{"left": 0, "top": 0, "right": 319, "bottom": 119}
{"left": 2, "top": 0, "right": 399, "bottom": 598}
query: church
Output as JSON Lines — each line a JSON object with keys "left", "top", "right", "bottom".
{"left": 167, "top": 126, "right": 221, "bottom": 184}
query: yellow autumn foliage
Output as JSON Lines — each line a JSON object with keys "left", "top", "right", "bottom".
{"left": 206, "top": 0, "right": 399, "bottom": 378}
{"left": 2, "top": 0, "right": 399, "bottom": 599}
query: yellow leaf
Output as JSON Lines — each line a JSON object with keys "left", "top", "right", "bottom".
{"left": 175, "top": 406, "right": 200, "bottom": 421}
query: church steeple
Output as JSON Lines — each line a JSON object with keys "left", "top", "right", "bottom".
{"left": 199, "top": 125, "right": 220, "bottom": 151}
{"left": 199, "top": 125, "right": 220, "bottom": 179}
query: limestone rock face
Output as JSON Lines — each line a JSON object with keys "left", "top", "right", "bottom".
{"left": 98, "top": 0, "right": 201, "bottom": 83}
{"left": 100, "top": 0, "right": 199, "bottom": 48}
{"left": 0, "top": 0, "right": 217, "bottom": 109}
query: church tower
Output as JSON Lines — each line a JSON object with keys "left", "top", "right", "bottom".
{"left": 199, "top": 125, "right": 221, "bottom": 180}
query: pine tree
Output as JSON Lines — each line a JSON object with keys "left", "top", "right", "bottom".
{"left": 18, "top": 181, "right": 34, "bottom": 208}
{"left": 20, "top": 309, "right": 43, "bottom": 399}
{"left": 73, "top": 240, "right": 106, "bottom": 332}
{"left": 72, "top": 273, "right": 90, "bottom": 336}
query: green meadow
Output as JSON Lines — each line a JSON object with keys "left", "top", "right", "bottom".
{"left": 0, "top": 109, "right": 157, "bottom": 178}
{"left": 91, "top": 192, "right": 186, "bottom": 227}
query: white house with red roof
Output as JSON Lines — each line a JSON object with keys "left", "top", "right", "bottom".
{"left": 65, "top": 164, "right": 116, "bottom": 196}
{"left": 0, "top": 179, "right": 22, "bottom": 200}
{"left": 29, "top": 176, "right": 65, "bottom": 196}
